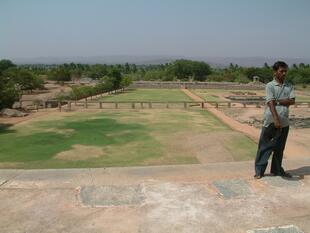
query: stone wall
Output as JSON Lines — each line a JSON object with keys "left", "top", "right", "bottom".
{"left": 129, "top": 81, "right": 265, "bottom": 90}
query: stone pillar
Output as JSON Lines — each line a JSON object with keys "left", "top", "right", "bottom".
{"left": 68, "top": 101, "right": 71, "bottom": 111}
{"left": 85, "top": 99, "right": 88, "bottom": 108}
{"left": 58, "top": 101, "right": 62, "bottom": 112}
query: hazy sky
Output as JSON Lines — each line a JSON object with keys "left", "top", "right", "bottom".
{"left": 1, "top": 0, "right": 310, "bottom": 58}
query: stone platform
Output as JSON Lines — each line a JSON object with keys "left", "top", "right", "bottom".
{"left": 0, "top": 159, "right": 309, "bottom": 233}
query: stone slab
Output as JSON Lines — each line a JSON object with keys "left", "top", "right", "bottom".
{"left": 247, "top": 225, "right": 304, "bottom": 233}
{"left": 213, "top": 179, "right": 252, "bottom": 199}
{"left": 80, "top": 185, "right": 145, "bottom": 207}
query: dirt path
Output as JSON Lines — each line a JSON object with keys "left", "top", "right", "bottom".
{"left": 181, "top": 89, "right": 310, "bottom": 159}
{"left": 182, "top": 89, "right": 260, "bottom": 141}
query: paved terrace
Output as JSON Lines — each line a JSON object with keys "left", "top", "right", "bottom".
{"left": 1, "top": 159, "right": 309, "bottom": 233}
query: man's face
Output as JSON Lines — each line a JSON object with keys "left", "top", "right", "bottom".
{"left": 274, "top": 67, "right": 288, "bottom": 81}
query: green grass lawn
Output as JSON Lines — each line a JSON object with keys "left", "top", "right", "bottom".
{"left": 0, "top": 109, "right": 257, "bottom": 169}
{"left": 98, "top": 89, "right": 194, "bottom": 102}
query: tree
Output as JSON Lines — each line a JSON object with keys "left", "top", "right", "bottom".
{"left": 108, "top": 68, "right": 122, "bottom": 90}
{"left": 3, "top": 68, "right": 44, "bottom": 92}
{"left": 191, "top": 61, "right": 212, "bottom": 81}
{"left": 244, "top": 67, "right": 272, "bottom": 83}
{"left": 32, "top": 75, "right": 45, "bottom": 90}
{"left": 165, "top": 60, "right": 212, "bottom": 81}
{"left": 131, "top": 64, "right": 137, "bottom": 73}
{"left": 172, "top": 60, "right": 192, "bottom": 80}
{"left": 299, "top": 63, "right": 306, "bottom": 69}
{"left": 0, "top": 76, "right": 21, "bottom": 109}
{"left": 124, "top": 63, "right": 130, "bottom": 73}
{"left": 48, "top": 67, "right": 71, "bottom": 82}
{"left": 0, "top": 59, "right": 16, "bottom": 75}
{"left": 18, "top": 70, "right": 42, "bottom": 92}
{"left": 229, "top": 63, "right": 239, "bottom": 72}
{"left": 234, "top": 73, "right": 250, "bottom": 83}
{"left": 70, "top": 86, "right": 82, "bottom": 100}
{"left": 88, "top": 64, "right": 108, "bottom": 79}
{"left": 144, "top": 70, "right": 165, "bottom": 81}
{"left": 102, "top": 78, "right": 114, "bottom": 92}
{"left": 120, "top": 76, "right": 133, "bottom": 90}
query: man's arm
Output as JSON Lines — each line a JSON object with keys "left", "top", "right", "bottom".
{"left": 265, "top": 83, "right": 281, "bottom": 128}
{"left": 277, "top": 98, "right": 295, "bottom": 107}
{"left": 268, "top": 100, "right": 281, "bottom": 128}
{"left": 278, "top": 85, "right": 295, "bottom": 107}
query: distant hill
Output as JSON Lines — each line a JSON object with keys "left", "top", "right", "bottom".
{"left": 8, "top": 55, "right": 310, "bottom": 67}
{"left": 10, "top": 56, "right": 176, "bottom": 66}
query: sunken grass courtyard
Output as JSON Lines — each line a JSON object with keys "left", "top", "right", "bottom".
{"left": 0, "top": 89, "right": 258, "bottom": 169}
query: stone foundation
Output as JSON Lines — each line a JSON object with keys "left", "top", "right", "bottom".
{"left": 130, "top": 81, "right": 265, "bottom": 90}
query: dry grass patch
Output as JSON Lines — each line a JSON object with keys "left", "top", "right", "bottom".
{"left": 54, "top": 144, "right": 104, "bottom": 161}
{"left": 152, "top": 131, "right": 235, "bottom": 164}
{"left": 44, "top": 128, "right": 75, "bottom": 136}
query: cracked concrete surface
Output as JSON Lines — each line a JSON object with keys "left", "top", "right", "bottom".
{"left": 0, "top": 159, "right": 309, "bottom": 233}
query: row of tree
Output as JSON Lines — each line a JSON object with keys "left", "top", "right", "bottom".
{"left": 62, "top": 73, "right": 132, "bottom": 101}
{"left": 17, "top": 60, "right": 212, "bottom": 82}
{"left": 1, "top": 58, "right": 310, "bottom": 110}
{"left": 0, "top": 59, "right": 133, "bottom": 109}
{"left": 208, "top": 63, "right": 310, "bottom": 84}
{"left": 16, "top": 59, "right": 310, "bottom": 84}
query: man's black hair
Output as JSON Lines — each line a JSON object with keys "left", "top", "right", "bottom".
{"left": 272, "top": 61, "right": 288, "bottom": 71}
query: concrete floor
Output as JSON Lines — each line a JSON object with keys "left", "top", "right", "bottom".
{"left": 0, "top": 159, "right": 309, "bottom": 233}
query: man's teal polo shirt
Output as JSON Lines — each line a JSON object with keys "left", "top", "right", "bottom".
{"left": 263, "top": 79, "right": 295, "bottom": 128}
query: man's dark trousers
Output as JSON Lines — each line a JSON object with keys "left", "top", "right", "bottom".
{"left": 255, "top": 124, "right": 289, "bottom": 176}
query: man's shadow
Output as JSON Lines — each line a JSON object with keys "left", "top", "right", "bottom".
{"left": 285, "top": 166, "right": 310, "bottom": 180}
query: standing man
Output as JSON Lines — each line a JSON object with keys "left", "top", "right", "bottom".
{"left": 254, "top": 61, "right": 295, "bottom": 179}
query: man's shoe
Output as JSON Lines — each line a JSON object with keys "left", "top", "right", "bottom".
{"left": 281, "top": 172, "right": 292, "bottom": 178}
{"left": 254, "top": 174, "right": 263, "bottom": 179}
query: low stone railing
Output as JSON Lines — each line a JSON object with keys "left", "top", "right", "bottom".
{"left": 19, "top": 99, "right": 310, "bottom": 112}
